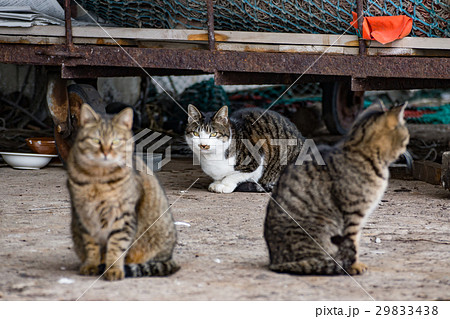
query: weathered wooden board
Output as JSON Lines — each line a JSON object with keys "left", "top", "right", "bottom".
{"left": 413, "top": 161, "right": 442, "bottom": 185}
{"left": 0, "top": 26, "right": 449, "bottom": 51}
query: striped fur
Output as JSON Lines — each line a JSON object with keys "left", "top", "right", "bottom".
{"left": 67, "top": 103, "right": 178, "bottom": 281}
{"left": 264, "top": 103, "right": 409, "bottom": 275}
{"left": 97, "top": 259, "right": 179, "bottom": 277}
{"left": 186, "top": 105, "right": 303, "bottom": 193}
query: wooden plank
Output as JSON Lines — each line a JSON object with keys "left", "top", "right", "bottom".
{"left": 217, "top": 43, "right": 450, "bottom": 57}
{"left": 0, "top": 32, "right": 446, "bottom": 57}
{"left": 0, "top": 34, "right": 136, "bottom": 46}
{"left": 0, "top": 35, "right": 64, "bottom": 45}
{"left": 413, "top": 161, "right": 442, "bottom": 185}
{"left": 0, "top": 26, "right": 200, "bottom": 42}
{"left": 0, "top": 26, "right": 66, "bottom": 37}
{"left": 217, "top": 43, "right": 353, "bottom": 55}
{"left": 207, "top": 30, "right": 450, "bottom": 50}
{"left": 0, "top": 26, "right": 448, "bottom": 50}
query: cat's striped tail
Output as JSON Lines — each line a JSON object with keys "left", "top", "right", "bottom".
{"left": 268, "top": 236, "right": 356, "bottom": 275}
{"left": 98, "top": 259, "right": 179, "bottom": 278}
{"left": 125, "top": 259, "right": 180, "bottom": 277}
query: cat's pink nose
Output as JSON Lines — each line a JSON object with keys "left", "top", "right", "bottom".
{"left": 101, "top": 144, "right": 111, "bottom": 157}
{"left": 199, "top": 144, "right": 210, "bottom": 150}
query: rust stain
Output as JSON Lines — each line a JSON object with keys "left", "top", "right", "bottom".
{"left": 0, "top": 39, "right": 31, "bottom": 44}
{"left": 0, "top": 38, "right": 59, "bottom": 45}
{"left": 188, "top": 33, "right": 229, "bottom": 42}
{"left": 116, "top": 39, "right": 134, "bottom": 46}
{"left": 345, "top": 40, "right": 360, "bottom": 47}
{"left": 47, "top": 77, "right": 69, "bottom": 124}
{"left": 95, "top": 38, "right": 133, "bottom": 46}
{"left": 243, "top": 46, "right": 268, "bottom": 53}
{"left": 17, "top": 39, "right": 31, "bottom": 44}
{"left": 68, "top": 92, "right": 83, "bottom": 120}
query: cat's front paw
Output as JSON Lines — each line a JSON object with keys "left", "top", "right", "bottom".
{"left": 208, "top": 181, "right": 222, "bottom": 192}
{"left": 209, "top": 182, "right": 236, "bottom": 193}
{"left": 80, "top": 263, "right": 99, "bottom": 276}
{"left": 104, "top": 267, "right": 125, "bottom": 281}
{"left": 348, "top": 262, "right": 368, "bottom": 275}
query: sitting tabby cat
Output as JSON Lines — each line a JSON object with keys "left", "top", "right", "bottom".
{"left": 264, "top": 103, "right": 409, "bottom": 275}
{"left": 67, "top": 103, "right": 178, "bottom": 281}
{"left": 185, "top": 105, "right": 303, "bottom": 193}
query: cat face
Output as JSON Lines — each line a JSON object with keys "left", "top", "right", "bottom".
{"left": 74, "top": 103, "right": 133, "bottom": 167}
{"left": 185, "top": 105, "right": 231, "bottom": 155}
{"left": 346, "top": 103, "right": 409, "bottom": 163}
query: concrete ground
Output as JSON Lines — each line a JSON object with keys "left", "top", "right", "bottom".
{"left": 0, "top": 158, "right": 449, "bottom": 300}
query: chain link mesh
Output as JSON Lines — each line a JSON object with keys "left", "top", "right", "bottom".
{"left": 79, "top": 1, "right": 448, "bottom": 37}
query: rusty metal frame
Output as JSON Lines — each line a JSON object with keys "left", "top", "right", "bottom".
{"left": 64, "top": 0, "right": 73, "bottom": 49}
{"left": 356, "top": 0, "right": 367, "bottom": 55}
{"left": 206, "top": 0, "right": 215, "bottom": 51}
{"left": 1, "top": 0, "right": 448, "bottom": 161}
{"left": 0, "top": 1, "right": 448, "bottom": 90}
{"left": 0, "top": 43, "right": 448, "bottom": 79}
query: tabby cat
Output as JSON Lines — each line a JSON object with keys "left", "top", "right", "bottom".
{"left": 67, "top": 103, "right": 178, "bottom": 281}
{"left": 185, "top": 105, "right": 303, "bottom": 193}
{"left": 264, "top": 103, "right": 409, "bottom": 275}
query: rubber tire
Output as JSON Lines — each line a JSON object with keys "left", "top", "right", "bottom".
{"left": 322, "top": 81, "right": 364, "bottom": 135}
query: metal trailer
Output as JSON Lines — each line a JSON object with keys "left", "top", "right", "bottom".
{"left": 0, "top": 0, "right": 449, "bottom": 160}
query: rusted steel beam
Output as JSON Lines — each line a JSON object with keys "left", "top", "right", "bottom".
{"left": 356, "top": 0, "right": 367, "bottom": 55}
{"left": 351, "top": 77, "right": 450, "bottom": 91}
{"left": 215, "top": 71, "right": 346, "bottom": 85}
{"left": 61, "top": 65, "right": 204, "bottom": 78}
{"left": 0, "top": 44, "right": 213, "bottom": 70}
{"left": 0, "top": 44, "right": 449, "bottom": 79}
{"left": 212, "top": 51, "right": 450, "bottom": 79}
{"left": 206, "top": 0, "right": 215, "bottom": 51}
{"left": 35, "top": 48, "right": 86, "bottom": 58}
{"left": 64, "top": 0, "right": 73, "bottom": 48}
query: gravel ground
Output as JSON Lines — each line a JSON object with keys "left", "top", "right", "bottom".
{"left": 0, "top": 158, "right": 449, "bottom": 300}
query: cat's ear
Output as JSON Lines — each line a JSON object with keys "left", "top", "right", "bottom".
{"left": 386, "top": 102, "right": 408, "bottom": 128}
{"left": 113, "top": 107, "right": 134, "bottom": 130}
{"left": 213, "top": 105, "right": 229, "bottom": 125}
{"left": 187, "top": 104, "right": 202, "bottom": 124}
{"left": 80, "top": 103, "right": 100, "bottom": 126}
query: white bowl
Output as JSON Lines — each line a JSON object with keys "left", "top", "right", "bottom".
{"left": 0, "top": 152, "right": 58, "bottom": 170}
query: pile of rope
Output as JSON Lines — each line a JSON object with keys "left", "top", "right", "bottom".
{"left": 406, "top": 104, "right": 450, "bottom": 124}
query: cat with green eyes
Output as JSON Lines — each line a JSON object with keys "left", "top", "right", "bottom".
{"left": 67, "top": 103, "right": 178, "bottom": 280}
{"left": 185, "top": 105, "right": 303, "bottom": 193}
